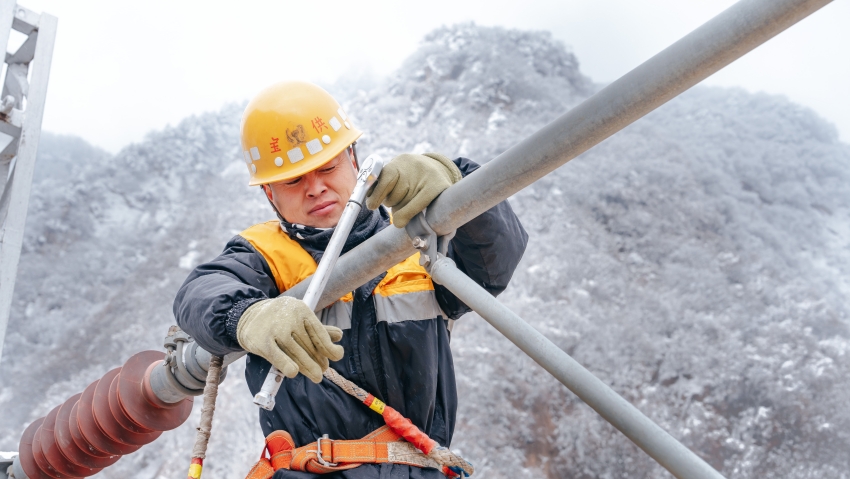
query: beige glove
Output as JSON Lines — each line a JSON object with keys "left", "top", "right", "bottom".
{"left": 365, "top": 152, "right": 462, "bottom": 228}
{"left": 236, "top": 296, "right": 344, "bottom": 383}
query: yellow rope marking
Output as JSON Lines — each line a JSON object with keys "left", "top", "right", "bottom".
{"left": 369, "top": 398, "right": 386, "bottom": 414}
{"left": 187, "top": 463, "right": 203, "bottom": 478}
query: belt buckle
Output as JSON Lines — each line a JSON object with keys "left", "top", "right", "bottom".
{"left": 316, "top": 434, "right": 338, "bottom": 467}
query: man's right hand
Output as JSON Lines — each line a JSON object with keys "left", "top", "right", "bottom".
{"left": 236, "top": 296, "right": 344, "bottom": 383}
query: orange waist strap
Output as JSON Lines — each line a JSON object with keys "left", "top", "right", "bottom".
{"left": 245, "top": 426, "right": 458, "bottom": 479}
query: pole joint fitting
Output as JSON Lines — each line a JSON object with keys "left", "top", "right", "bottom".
{"left": 404, "top": 212, "right": 455, "bottom": 273}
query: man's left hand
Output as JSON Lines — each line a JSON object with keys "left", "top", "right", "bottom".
{"left": 365, "top": 152, "right": 462, "bottom": 228}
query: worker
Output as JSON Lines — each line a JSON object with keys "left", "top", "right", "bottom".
{"left": 173, "top": 81, "right": 527, "bottom": 478}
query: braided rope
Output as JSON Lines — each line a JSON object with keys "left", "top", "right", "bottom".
{"left": 192, "top": 355, "right": 223, "bottom": 459}
{"left": 323, "top": 368, "right": 369, "bottom": 402}
{"left": 322, "top": 367, "right": 474, "bottom": 476}
{"left": 185, "top": 355, "right": 223, "bottom": 479}
{"left": 428, "top": 448, "right": 475, "bottom": 476}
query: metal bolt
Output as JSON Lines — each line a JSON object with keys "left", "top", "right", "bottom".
{"left": 412, "top": 237, "right": 428, "bottom": 249}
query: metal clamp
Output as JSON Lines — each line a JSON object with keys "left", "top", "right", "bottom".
{"left": 316, "top": 434, "right": 338, "bottom": 467}
{"left": 151, "top": 325, "right": 229, "bottom": 402}
{"left": 404, "top": 212, "right": 455, "bottom": 272}
{"left": 163, "top": 325, "right": 192, "bottom": 366}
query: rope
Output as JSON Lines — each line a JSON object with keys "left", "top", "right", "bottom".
{"left": 428, "top": 447, "right": 475, "bottom": 476}
{"left": 187, "top": 354, "right": 223, "bottom": 479}
{"left": 323, "top": 368, "right": 369, "bottom": 402}
{"left": 321, "top": 368, "right": 474, "bottom": 477}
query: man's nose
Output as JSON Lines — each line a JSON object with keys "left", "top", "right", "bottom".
{"left": 304, "top": 173, "right": 327, "bottom": 197}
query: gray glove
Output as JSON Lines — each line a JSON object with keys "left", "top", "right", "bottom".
{"left": 365, "top": 152, "right": 462, "bottom": 228}
{"left": 236, "top": 296, "right": 344, "bottom": 383}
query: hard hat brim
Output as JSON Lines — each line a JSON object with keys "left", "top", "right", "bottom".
{"left": 247, "top": 136, "right": 361, "bottom": 186}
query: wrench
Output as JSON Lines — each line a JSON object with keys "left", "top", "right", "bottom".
{"left": 253, "top": 154, "right": 384, "bottom": 410}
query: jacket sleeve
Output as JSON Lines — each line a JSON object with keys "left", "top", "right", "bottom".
{"left": 173, "top": 235, "right": 279, "bottom": 356}
{"left": 435, "top": 157, "right": 529, "bottom": 319}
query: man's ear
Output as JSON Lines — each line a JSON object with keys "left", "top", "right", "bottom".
{"left": 262, "top": 184, "right": 274, "bottom": 203}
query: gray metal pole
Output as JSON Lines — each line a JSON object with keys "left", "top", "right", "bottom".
{"left": 284, "top": 0, "right": 833, "bottom": 311}
{"left": 428, "top": 257, "right": 724, "bottom": 479}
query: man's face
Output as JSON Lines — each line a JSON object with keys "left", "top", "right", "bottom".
{"left": 263, "top": 149, "right": 358, "bottom": 228}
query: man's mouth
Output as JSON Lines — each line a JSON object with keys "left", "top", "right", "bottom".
{"left": 309, "top": 200, "right": 337, "bottom": 215}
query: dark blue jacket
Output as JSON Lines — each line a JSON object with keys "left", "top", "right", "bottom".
{"left": 174, "top": 158, "right": 527, "bottom": 478}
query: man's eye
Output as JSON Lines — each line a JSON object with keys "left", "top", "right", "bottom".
{"left": 320, "top": 166, "right": 336, "bottom": 173}
{"left": 285, "top": 178, "right": 301, "bottom": 186}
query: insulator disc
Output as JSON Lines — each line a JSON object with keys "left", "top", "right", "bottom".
{"left": 77, "top": 380, "right": 140, "bottom": 455}
{"left": 107, "top": 373, "right": 157, "bottom": 436}
{"left": 32, "top": 410, "right": 74, "bottom": 479}
{"left": 68, "top": 402, "right": 113, "bottom": 460}
{"left": 54, "top": 394, "right": 109, "bottom": 472}
{"left": 118, "top": 350, "right": 192, "bottom": 431}
{"left": 93, "top": 368, "right": 160, "bottom": 446}
{"left": 18, "top": 417, "right": 54, "bottom": 479}
{"left": 39, "top": 404, "right": 92, "bottom": 478}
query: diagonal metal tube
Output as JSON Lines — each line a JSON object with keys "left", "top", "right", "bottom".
{"left": 428, "top": 256, "right": 724, "bottom": 478}
{"left": 286, "top": 0, "right": 833, "bottom": 309}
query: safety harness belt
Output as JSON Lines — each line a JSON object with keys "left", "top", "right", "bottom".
{"left": 244, "top": 425, "right": 461, "bottom": 479}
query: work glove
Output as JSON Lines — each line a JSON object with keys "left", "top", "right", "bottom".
{"left": 366, "top": 152, "right": 462, "bottom": 228}
{"left": 236, "top": 296, "right": 344, "bottom": 383}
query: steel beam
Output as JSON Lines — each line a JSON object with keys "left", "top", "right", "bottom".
{"left": 0, "top": 5, "right": 57, "bottom": 364}
{"left": 0, "top": 0, "right": 15, "bottom": 194}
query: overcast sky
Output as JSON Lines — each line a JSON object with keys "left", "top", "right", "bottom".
{"left": 15, "top": 0, "right": 850, "bottom": 153}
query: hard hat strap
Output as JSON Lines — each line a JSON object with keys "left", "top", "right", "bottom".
{"left": 349, "top": 143, "right": 359, "bottom": 170}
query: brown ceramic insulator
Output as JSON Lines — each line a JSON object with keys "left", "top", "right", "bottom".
{"left": 68, "top": 402, "right": 115, "bottom": 462}
{"left": 39, "top": 404, "right": 92, "bottom": 478}
{"left": 118, "top": 350, "right": 192, "bottom": 431}
{"left": 109, "top": 380, "right": 155, "bottom": 436}
{"left": 54, "top": 394, "right": 108, "bottom": 472}
{"left": 31, "top": 411, "right": 74, "bottom": 479}
{"left": 18, "top": 418, "right": 54, "bottom": 479}
{"left": 77, "top": 379, "right": 140, "bottom": 456}
{"left": 93, "top": 368, "right": 160, "bottom": 447}
{"left": 107, "top": 374, "right": 161, "bottom": 445}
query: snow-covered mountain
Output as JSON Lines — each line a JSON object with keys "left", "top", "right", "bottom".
{"left": 2, "top": 23, "right": 848, "bottom": 478}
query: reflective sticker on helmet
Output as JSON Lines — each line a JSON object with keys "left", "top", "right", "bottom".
{"left": 329, "top": 117, "right": 342, "bottom": 131}
{"left": 287, "top": 147, "right": 305, "bottom": 163}
{"left": 250, "top": 147, "right": 261, "bottom": 160}
{"left": 306, "top": 139, "right": 323, "bottom": 155}
{"left": 243, "top": 150, "right": 252, "bottom": 164}
{"left": 344, "top": 121, "right": 351, "bottom": 130}
{"left": 337, "top": 108, "right": 347, "bottom": 121}
{"left": 274, "top": 157, "right": 284, "bottom": 167}
{"left": 322, "top": 135, "right": 331, "bottom": 144}
{"left": 251, "top": 164, "right": 257, "bottom": 173}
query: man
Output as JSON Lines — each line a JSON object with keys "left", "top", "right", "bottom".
{"left": 174, "top": 81, "right": 527, "bottom": 478}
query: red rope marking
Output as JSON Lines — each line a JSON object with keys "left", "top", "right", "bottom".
{"left": 382, "top": 406, "right": 438, "bottom": 454}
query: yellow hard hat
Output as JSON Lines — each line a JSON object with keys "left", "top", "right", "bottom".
{"left": 240, "top": 81, "right": 363, "bottom": 186}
